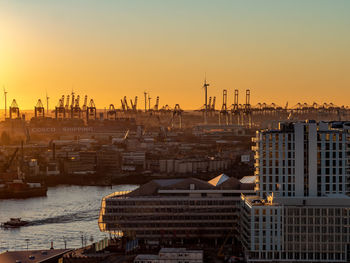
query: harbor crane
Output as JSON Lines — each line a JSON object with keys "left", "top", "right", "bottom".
{"left": 243, "top": 89, "right": 252, "bottom": 127}
{"left": 107, "top": 104, "right": 117, "bottom": 120}
{"left": 208, "top": 97, "right": 212, "bottom": 113}
{"left": 231, "top": 89, "right": 240, "bottom": 125}
{"left": 9, "top": 99, "right": 20, "bottom": 119}
{"left": 71, "top": 95, "right": 81, "bottom": 119}
{"left": 130, "top": 96, "right": 138, "bottom": 112}
{"left": 148, "top": 96, "right": 151, "bottom": 111}
{"left": 121, "top": 98, "right": 126, "bottom": 112}
{"left": 209, "top": 96, "right": 216, "bottom": 116}
{"left": 65, "top": 95, "right": 70, "bottom": 111}
{"left": 123, "top": 96, "right": 130, "bottom": 111}
{"left": 82, "top": 95, "right": 88, "bottom": 112}
{"left": 34, "top": 99, "right": 45, "bottom": 118}
{"left": 86, "top": 99, "right": 97, "bottom": 121}
{"left": 154, "top": 96, "right": 159, "bottom": 111}
{"left": 2, "top": 148, "right": 19, "bottom": 173}
{"left": 219, "top": 89, "right": 229, "bottom": 125}
{"left": 55, "top": 96, "right": 66, "bottom": 119}
{"left": 70, "top": 91, "right": 75, "bottom": 109}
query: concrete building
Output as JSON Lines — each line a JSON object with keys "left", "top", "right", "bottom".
{"left": 0, "top": 249, "right": 71, "bottom": 263}
{"left": 99, "top": 174, "right": 255, "bottom": 246}
{"left": 242, "top": 121, "right": 350, "bottom": 262}
{"left": 121, "top": 151, "right": 146, "bottom": 171}
{"left": 97, "top": 148, "right": 120, "bottom": 174}
{"left": 159, "top": 158, "right": 231, "bottom": 174}
{"left": 253, "top": 121, "right": 349, "bottom": 198}
{"left": 134, "top": 248, "right": 203, "bottom": 263}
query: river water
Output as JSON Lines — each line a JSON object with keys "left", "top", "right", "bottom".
{"left": 0, "top": 185, "right": 138, "bottom": 253}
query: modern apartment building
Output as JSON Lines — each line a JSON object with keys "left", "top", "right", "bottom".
{"left": 253, "top": 121, "right": 349, "bottom": 198}
{"left": 99, "top": 174, "right": 255, "bottom": 246}
{"left": 242, "top": 121, "right": 350, "bottom": 262}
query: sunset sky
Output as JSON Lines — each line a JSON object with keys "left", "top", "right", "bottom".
{"left": 0, "top": 0, "right": 350, "bottom": 110}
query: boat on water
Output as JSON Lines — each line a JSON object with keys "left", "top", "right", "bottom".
{"left": 0, "top": 179, "right": 47, "bottom": 199}
{"left": 1, "top": 218, "right": 29, "bottom": 228}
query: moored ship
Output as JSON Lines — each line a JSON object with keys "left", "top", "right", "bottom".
{"left": 0, "top": 179, "right": 47, "bottom": 199}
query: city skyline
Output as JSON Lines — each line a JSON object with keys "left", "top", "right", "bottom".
{"left": 1, "top": 0, "right": 350, "bottom": 109}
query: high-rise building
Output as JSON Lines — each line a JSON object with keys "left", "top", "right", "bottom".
{"left": 242, "top": 121, "right": 350, "bottom": 262}
{"left": 254, "top": 121, "right": 349, "bottom": 198}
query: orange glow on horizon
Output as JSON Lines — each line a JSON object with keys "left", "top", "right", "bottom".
{"left": 0, "top": 1, "right": 350, "bottom": 110}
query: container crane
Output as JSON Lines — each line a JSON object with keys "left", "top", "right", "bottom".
{"left": 65, "top": 95, "right": 70, "bottom": 111}
{"left": 71, "top": 95, "right": 81, "bottom": 119}
{"left": 123, "top": 96, "right": 130, "bottom": 111}
{"left": 34, "top": 99, "right": 45, "bottom": 118}
{"left": 219, "top": 89, "right": 229, "bottom": 125}
{"left": 82, "top": 95, "right": 88, "bottom": 111}
{"left": 130, "top": 96, "right": 138, "bottom": 112}
{"left": 231, "top": 89, "right": 240, "bottom": 125}
{"left": 9, "top": 99, "right": 20, "bottom": 119}
{"left": 107, "top": 104, "right": 117, "bottom": 120}
{"left": 55, "top": 96, "right": 66, "bottom": 119}
{"left": 86, "top": 99, "right": 97, "bottom": 120}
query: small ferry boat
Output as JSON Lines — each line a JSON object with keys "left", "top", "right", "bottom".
{"left": 1, "top": 218, "right": 29, "bottom": 228}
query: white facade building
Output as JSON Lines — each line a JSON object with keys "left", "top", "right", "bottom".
{"left": 242, "top": 121, "right": 350, "bottom": 262}
{"left": 254, "top": 121, "right": 349, "bottom": 198}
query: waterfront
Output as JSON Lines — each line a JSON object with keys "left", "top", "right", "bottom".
{"left": 0, "top": 184, "right": 138, "bottom": 253}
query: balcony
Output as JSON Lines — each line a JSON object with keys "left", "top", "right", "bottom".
{"left": 251, "top": 146, "right": 258, "bottom": 151}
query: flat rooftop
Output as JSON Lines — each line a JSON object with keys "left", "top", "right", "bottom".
{"left": 159, "top": 247, "right": 203, "bottom": 253}
{"left": 0, "top": 249, "right": 71, "bottom": 263}
{"left": 134, "top": 254, "right": 159, "bottom": 260}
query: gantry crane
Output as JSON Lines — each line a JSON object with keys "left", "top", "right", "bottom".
{"left": 9, "top": 99, "right": 20, "bottom": 119}
{"left": 34, "top": 99, "right": 45, "bottom": 118}
{"left": 86, "top": 99, "right": 97, "bottom": 121}
{"left": 107, "top": 104, "right": 117, "bottom": 120}
{"left": 71, "top": 95, "right": 81, "bottom": 119}
{"left": 231, "top": 89, "right": 240, "bottom": 125}
{"left": 55, "top": 96, "right": 66, "bottom": 119}
{"left": 219, "top": 89, "right": 229, "bottom": 125}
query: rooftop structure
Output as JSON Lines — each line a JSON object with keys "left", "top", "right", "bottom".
{"left": 134, "top": 248, "right": 203, "bottom": 263}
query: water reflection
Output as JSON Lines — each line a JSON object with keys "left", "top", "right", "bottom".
{"left": 0, "top": 184, "right": 138, "bottom": 252}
